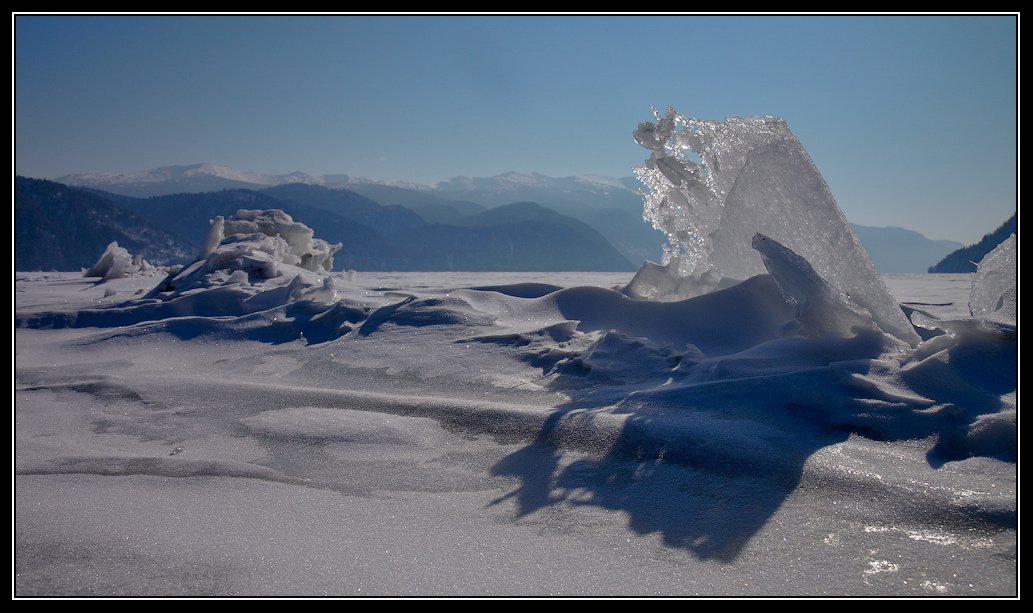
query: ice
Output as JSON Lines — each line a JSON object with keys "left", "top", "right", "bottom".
{"left": 629, "top": 107, "right": 919, "bottom": 346}
{"left": 147, "top": 209, "right": 340, "bottom": 299}
{"left": 84, "top": 241, "right": 133, "bottom": 280}
{"left": 752, "top": 233, "right": 879, "bottom": 340}
{"left": 969, "top": 234, "right": 1016, "bottom": 326}
{"left": 84, "top": 241, "right": 157, "bottom": 281}
{"left": 27, "top": 210, "right": 349, "bottom": 338}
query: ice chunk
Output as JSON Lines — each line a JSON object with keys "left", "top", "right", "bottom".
{"left": 198, "top": 216, "right": 225, "bottom": 260}
{"left": 223, "top": 209, "right": 339, "bottom": 273}
{"left": 84, "top": 242, "right": 161, "bottom": 280}
{"left": 83, "top": 241, "right": 164, "bottom": 280}
{"left": 85, "top": 241, "right": 133, "bottom": 280}
{"left": 752, "top": 233, "right": 878, "bottom": 340}
{"left": 151, "top": 209, "right": 342, "bottom": 298}
{"left": 969, "top": 234, "right": 1016, "bottom": 326}
{"left": 629, "top": 107, "right": 920, "bottom": 346}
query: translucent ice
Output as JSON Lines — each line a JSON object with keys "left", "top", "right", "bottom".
{"left": 629, "top": 107, "right": 920, "bottom": 346}
{"left": 85, "top": 241, "right": 133, "bottom": 280}
{"left": 969, "top": 234, "right": 1016, "bottom": 326}
{"left": 752, "top": 233, "right": 878, "bottom": 340}
{"left": 84, "top": 241, "right": 156, "bottom": 280}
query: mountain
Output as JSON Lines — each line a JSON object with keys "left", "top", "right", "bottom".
{"left": 341, "top": 183, "right": 486, "bottom": 224}
{"left": 56, "top": 163, "right": 644, "bottom": 215}
{"left": 35, "top": 161, "right": 986, "bottom": 274}
{"left": 259, "top": 184, "right": 425, "bottom": 235}
{"left": 57, "top": 163, "right": 324, "bottom": 198}
{"left": 393, "top": 202, "right": 634, "bottom": 272}
{"left": 576, "top": 208, "right": 665, "bottom": 264}
{"left": 849, "top": 224, "right": 963, "bottom": 274}
{"left": 15, "top": 177, "right": 194, "bottom": 271}
{"left": 347, "top": 176, "right": 657, "bottom": 260}
{"left": 55, "top": 163, "right": 659, "bottom": 261}
{"left": 434, "top": 171, "right": 643, "bottom": 215}
{"left": 928, "top": 215, "right": 1017, "bottom": 273}
{"left": 19, "top": 177, "right": 638, "bottom": 272}
{"left": 405, "top": 172, "right": 655, "bottom": 261}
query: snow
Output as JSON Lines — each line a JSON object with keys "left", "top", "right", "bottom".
{"left": 630, "top": 108, "right": 919, "bottom": 346}
{"left": 15, "top": 267, "right": 1016, "bottom": 596}
{"left": 14, "top": 116, "right": 1016, "bottom": 596}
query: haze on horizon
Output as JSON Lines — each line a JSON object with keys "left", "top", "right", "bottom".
{"left": 14, "top": 14, "right": 1017, "bottom": 244}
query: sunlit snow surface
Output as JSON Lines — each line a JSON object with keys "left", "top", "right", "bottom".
{"left": 15, "top": 269, "right": 1015, "bottom": 596}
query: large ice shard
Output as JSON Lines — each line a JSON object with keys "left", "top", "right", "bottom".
{"left": 752, "top": 233, "right": 878, "bottom": 340}
{"left": 969, "top": 234, "right": 1016, "bottom": 327}
{"left": 628, "top": 107, "right": 920, "bottom": 346}
{"left": 84, "top": 241, "right": 157, "bottom": 280}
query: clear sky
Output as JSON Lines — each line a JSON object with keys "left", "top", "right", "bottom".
{"left": 15, "top": 15, "right": 1016, "bottom": 243}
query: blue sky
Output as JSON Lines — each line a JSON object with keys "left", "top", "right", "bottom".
{"left": 15, "top": 15, "right": 1016, "bottom": 243}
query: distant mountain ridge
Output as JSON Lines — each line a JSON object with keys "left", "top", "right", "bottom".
{"left": 928, "top": 214, "right": 1017, "bottom": 273}
{"left": 15, "top": 176, "right": 634, "bottom": 272}
{"left": 849, "top": 224, "right": 963, "bottom": 274}
{"left": 54, "top": 163, "right": 660, "bottom": 262}
{"left": 56, "top": 163, "right": 641, "bottom": 204}
{"left": 41, "top": 163, "right": 973, "bottom": 274}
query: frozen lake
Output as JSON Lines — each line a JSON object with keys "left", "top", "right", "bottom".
{"left": 15, "top": 271, "right": 1015, "bottom": 596}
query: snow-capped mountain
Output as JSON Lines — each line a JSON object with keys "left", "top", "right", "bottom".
{"left": 435, "top": 171, "right": 631, "bottom": 194}
{"left": 56, "top": 164, "right": 641, "bottom": 202}
{"left": 56, "top": 164, "right": 326, "bottom": 197}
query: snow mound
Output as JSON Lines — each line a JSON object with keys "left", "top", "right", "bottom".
{"left": 84, "top": 241, "right": 158, "bottom": 280}
{"left": 969, "top": 234, "right": 1016, "bottom": 326}
{"left": 628, "top": 107, "right": 919, "bottom": 346}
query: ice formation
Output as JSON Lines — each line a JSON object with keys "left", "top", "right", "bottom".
{"left": 751, "top": 234, "right": 877, "bottom": 340}
{"left": 149, "top": 209, "right": 341, "bottom": 299}
{"left": 969, "top": 234, "right": 1016, "bottom": 326}
{"left": 84, "top": 241, "right": 157, "bottom": 280}
{"left": 628, "top": 107, "right": 919, "bottom": 346}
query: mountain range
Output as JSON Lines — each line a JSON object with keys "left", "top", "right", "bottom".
{"left": 15, "top": 177, "right": 194, "bottom": 271}
{"left": 16, "top": 163, "right": 980, "bottom": 274}
{"left": 928, "top": 214, "right": 1017, "bottom": 273}
{"left": 16, "top": 178, "right": 634, "bottom": 272}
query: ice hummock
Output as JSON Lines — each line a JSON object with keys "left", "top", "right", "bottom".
{"left": 150, "top": 209, "right": 339, "bottom": 296}
{"left": 969, "top": 234, "right": 1016, "bottom": 326}
{"left": 28, "top": 209, "right": 352, "bottom": 338}
{"left": 195, "top": 209, "right": 340, "bottom": 273}
{"left": 628, "top": 107, "right": 920, "bottom": 346}
{"left": 142, "top": 209, "right": 342, "bottom": 313}
{"left": 84, "top": 241, "right": 157, "bottom": 280}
